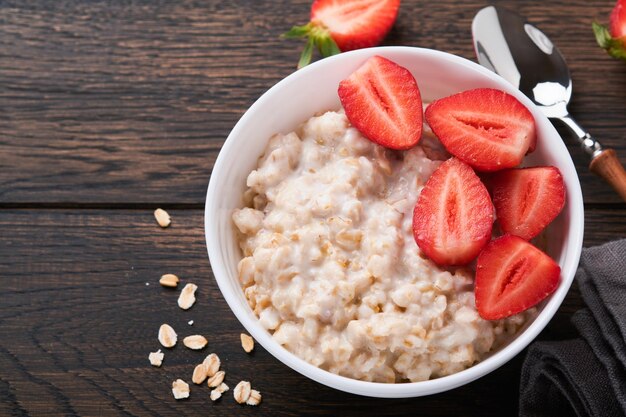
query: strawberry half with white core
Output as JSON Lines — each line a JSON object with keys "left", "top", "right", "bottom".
{"left": 412, "top": 158, "right": 494, "bottom": 266}
{"left": 475, "top": 235, "right": 561, "bottom": 320}
{"left": 338, "top": 55, "right": 423, "bottom": 150}
{"left": 283, "top": 0, "right": 401, "bottom": 68}
{"left": 593, "top": 0, "right": 626, "bottom": 61}
{"left": 491, "top": 166, "right": 566, "bottom": 241}
{"left": 425, "top": 88, "right": 537, "bottom": 172}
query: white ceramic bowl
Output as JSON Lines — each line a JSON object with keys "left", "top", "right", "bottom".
{"left": 205, "top": 46, "right": 584, "bottom": 398}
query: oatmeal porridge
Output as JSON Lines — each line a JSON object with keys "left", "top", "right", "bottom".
{"left": 232, "top": 110, "right": 535, "bottom": 383}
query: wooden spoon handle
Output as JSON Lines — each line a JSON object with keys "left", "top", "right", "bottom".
{"left": 589, "top": 149, "right": 626, "bottom": 202}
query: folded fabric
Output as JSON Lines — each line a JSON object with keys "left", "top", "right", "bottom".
{"left": 573, "top": 310, "right": 626, "bottom": 408}
{"left": 519, "top": 239, "right": 626, "bottom": 417}
{"left": 577, "top": 240, "right": 626, "bottom": 375}
{"left": 520, "top": 339, "right": 622, "bottom": 416}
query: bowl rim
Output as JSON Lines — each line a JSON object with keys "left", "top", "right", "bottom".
{"left": 205, "top": 46, "right": 584, "bottom": 398}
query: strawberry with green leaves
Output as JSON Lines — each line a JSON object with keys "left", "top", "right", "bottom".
{"left": 593, "top": 0, "right": 626, "bottom": 60}
{"left": 283, "top": 0, "right": 401, "bottom": 68}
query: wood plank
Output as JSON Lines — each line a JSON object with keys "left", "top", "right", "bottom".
{"left": 1, "top": 0, "right": 625, "bottom": 204}
{"left": 0, "top": 208, "right": 622, "bottom": 416}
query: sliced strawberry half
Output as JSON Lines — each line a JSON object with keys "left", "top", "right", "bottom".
{"left": 312, "top": 0, "right": 400, "bottom": 51}
{"left": 338, "top": 55, "right": 423, "bottom": 150}
{"left": 475, "top": 235, "right": 561, "bottom": 320}
{"left": 425, "top": 88, "right": 537, "bottom": 172}
{"left": 412, "top": 157, "right": 494, "bottom": 266}
{"left": 283, "top": 0, "right": 401, "bottom": 68}
{"left": 491, "top": 166, "right": 565, "bottom": 240}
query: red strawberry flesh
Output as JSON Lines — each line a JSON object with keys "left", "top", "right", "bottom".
{"left": 311, "top": 0, "right": 400, "bottom": 51}
{"left": 425, "top": 88, "right": 536, "bottom": 172}
{"left": 475, "top": 235, "right": 561, "bottom": 320}
{"left": 491, "top": 166, "right": 566, "bottom": 240}
{"left": 610, "top": 0, "right": 626, "bottom": 39}
{"left": 338, "top": 55, "right": 423, "bottom": 150}
{"left": 412, "top": 157, "right": 494, "bottom": 266}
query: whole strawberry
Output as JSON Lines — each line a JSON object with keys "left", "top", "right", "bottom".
{"left": 282, "top": 0, "right": 401, "bottom": 68}
{"left": 593, "top": 0, "right": 626, "bottom": 60}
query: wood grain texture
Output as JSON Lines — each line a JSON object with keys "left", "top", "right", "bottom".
{"left": 0, "top": 209, "right": 624, "bottom": 416}
{"left": 1, "top": 0, "right": 625, "bottom": 415}
{"left": 0, "top": 0, "right": 625, "bottom": 204}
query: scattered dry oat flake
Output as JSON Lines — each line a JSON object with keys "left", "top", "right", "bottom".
{"left": 148, "top": 349, "right": 164, "bottom": 367}
{"left": 240, "top": 333, "right": 255, "bottom": 353}
{"left": 171, "top": 379, "right": 190, "bottom": 400}
{"left": 207, "top": 370, "right": 225, "bottom": 388}
{"left": 234, "top": 381, "right": 251, "bottom": 404}
{"left": 183, "top": 335, "right": 208, "bottom": 350}
{"left": 247, "top": 389, "right": 262, "bottom": 406}
{"left": 202, "top": 353, "right": 221, "bottom": 377}
{"left": 158, "top": 324, "right": 177, "bottom": 348}
{"left": 154, "top": 208, "right": 171, "bottom": 228}
{"left": 159, "top": 274, "right": 179, "bottom": 288}
{"left": 192, "top": 363, "right": 208, "bottom": 384}
{"left": 178, "top": 283, "right": 197, "bottom": 310}
{"left": 210, "top": 389, "right": 222, "bottom": 401}
{"left": 210, "top": 382, "right": 229, "bottom": 401}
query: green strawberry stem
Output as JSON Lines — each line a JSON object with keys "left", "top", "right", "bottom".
{"left": 282, "top": 23, "right": 341, "bottom": 69}
{"left": 298, "top": 38, "right": 315, "bottom": 69}
{"left": 592, "top": 22, "right": 626, "bottom": 61}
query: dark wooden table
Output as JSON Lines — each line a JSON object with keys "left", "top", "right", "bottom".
{"left": 1, "top": 0, "right": 625, "bottom": 415}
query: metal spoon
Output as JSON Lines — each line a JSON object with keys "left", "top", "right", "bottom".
{"left": 472, "top": 5, "right": 626, "bottom": 201}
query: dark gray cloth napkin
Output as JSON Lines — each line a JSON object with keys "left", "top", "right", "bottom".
{"left": 520, "top": 239, "right": 626, "bottom": 417}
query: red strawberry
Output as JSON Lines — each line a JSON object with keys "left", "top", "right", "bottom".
{"left": 283, "top": 0, "right": 401, "bottom": 68}
{"left": 490, "top": 166, "right": 566, "bottom": 240}
{"left": 338, "top": 55, "right": 423, "bottom": 150}
{"left": 412, "top": 158, "right": 494, "bottom": 266}
{"left": 425, "top": 88, "right": 536, "bottom": 172}
{"left": 475, "top": 235, "right": 561, "bottom": 320}
{"left": 611, "top": 0, "right": 626, "bottom": 38}
{"left": 593, "top": 0, "right": 626, "bottom": 61}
